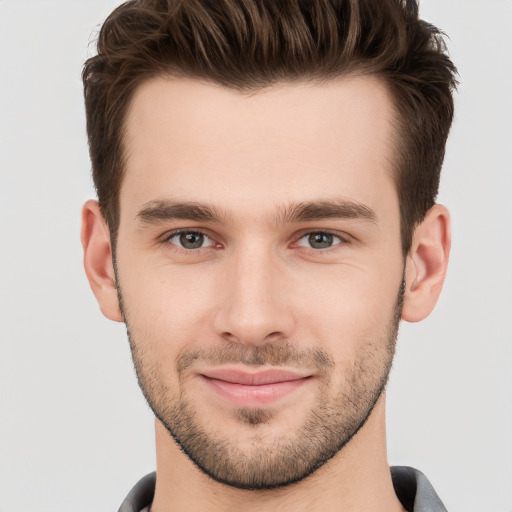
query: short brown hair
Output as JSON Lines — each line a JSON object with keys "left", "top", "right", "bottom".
{"left": 83, "top": 0, "right": 457, "bottom": 254}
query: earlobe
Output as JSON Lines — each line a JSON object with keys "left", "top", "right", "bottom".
{"left": 81, "top": 200, "right": 123, "bottom": 322}
{"left": 401, "top": 204, "right": 451, "bottom": 323}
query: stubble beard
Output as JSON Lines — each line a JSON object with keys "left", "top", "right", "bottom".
{"left": 116, "top": 276, "right": 404, "bottom": 491}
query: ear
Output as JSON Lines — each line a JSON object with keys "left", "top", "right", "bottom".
{"left": 81, "top": 200, "right": 123, "bottom": 322}
{"left": 402, "top": 204, "right": 451, "bottom": 323}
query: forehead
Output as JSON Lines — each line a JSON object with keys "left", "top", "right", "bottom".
{"left": 121, "top": 76, "right": 398, "bottom": 221}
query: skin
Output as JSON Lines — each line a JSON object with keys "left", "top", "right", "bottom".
{"left": 82, "top": 76, "right": 450, "bottom": 512}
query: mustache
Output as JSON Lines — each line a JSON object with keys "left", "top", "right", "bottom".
{"left": 176, "top": 342, "right": 335, "bottom": 374}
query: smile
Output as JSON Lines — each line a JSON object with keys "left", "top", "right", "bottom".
{"left": 200, "top": 369, "right": 312, "bottom": 407}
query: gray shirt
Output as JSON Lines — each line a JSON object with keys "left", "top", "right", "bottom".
{"left": 118, "top": 466, "right": 447, "bottom": 512}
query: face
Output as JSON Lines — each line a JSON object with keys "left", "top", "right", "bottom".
{"left": 115, "top": 76, "right": 405, "bottom": 489}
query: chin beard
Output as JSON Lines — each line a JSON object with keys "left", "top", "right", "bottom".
{"left": 118, "top": 270, "right": 404, "bottom": 490}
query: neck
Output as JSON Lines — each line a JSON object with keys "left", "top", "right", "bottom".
{"left": 150, "top": 394, "right": 406, "bottom": 512}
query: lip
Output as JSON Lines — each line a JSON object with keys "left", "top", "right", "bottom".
{"left": 200, "top": 368, "right": 312, "bottom": 407}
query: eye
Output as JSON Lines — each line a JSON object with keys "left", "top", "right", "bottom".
{"left": 297, "top": 232, "right": 344, "bottom": 250}
{"left": 167, "top": 231, "right": 215, "bottom": 250}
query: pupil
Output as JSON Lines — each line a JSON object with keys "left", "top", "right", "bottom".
{"left": 180, "top": 232, "right": 204, "bottom": 249}
{"left": 309, "top": 233, "right": 333, "bottom": 249}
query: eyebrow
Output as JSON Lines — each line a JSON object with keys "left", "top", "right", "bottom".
{"left": 277, "top": 200, "right": 377, "bottom": 224}
{"left": 135, "top": 198, "right": 377, "bottom": 226}
{"left": 136, "top": 199, "right": 227, "bottom": 224}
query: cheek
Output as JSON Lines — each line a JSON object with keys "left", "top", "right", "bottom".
{"left": 291, "top": 264, "right": 402, "bottom": 357}
{"left": 117, "top": 256, "right": 218, "bottom": 358}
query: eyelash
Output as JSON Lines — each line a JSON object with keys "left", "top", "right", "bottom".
{"left": 163, "top": 230, "right": 218, "bottom": 251}
{"left": 294, "top": 230, "right": 349, "bottom": 252}
{"left": 162, "top": 229, "right": 350, "bottom": 253}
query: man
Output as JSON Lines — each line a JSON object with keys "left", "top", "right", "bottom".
{"left": 81, "top": 0, "right": 457, "bottom": 510}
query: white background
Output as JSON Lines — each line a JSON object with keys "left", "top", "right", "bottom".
{"left": 0, "top": 1, "right": 511, "bottom": 511}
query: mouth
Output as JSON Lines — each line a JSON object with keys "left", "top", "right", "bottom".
{"left": 200, "top": 368, "right": 312, "bottom": 407}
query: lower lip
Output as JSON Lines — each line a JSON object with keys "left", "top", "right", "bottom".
{"left": 201, "top": 376, "right": 311, "bottom": 407}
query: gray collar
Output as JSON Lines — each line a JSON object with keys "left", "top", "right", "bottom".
{"left": 118, "top": 466, "right": 447, "bottom": 512}
{"left": 391, "top": 466, "right": 447, "bottom": 512}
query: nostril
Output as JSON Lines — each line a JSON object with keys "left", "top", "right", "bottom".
{"left": 220, "top": 332, "right": 239, "bottom": 343}
{"left": 264, "top": 332, "right": 287, "bottom": 342}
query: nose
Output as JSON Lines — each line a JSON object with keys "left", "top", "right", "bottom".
{"left": 212, "top": 245, "right": 295, "bottom": 347}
